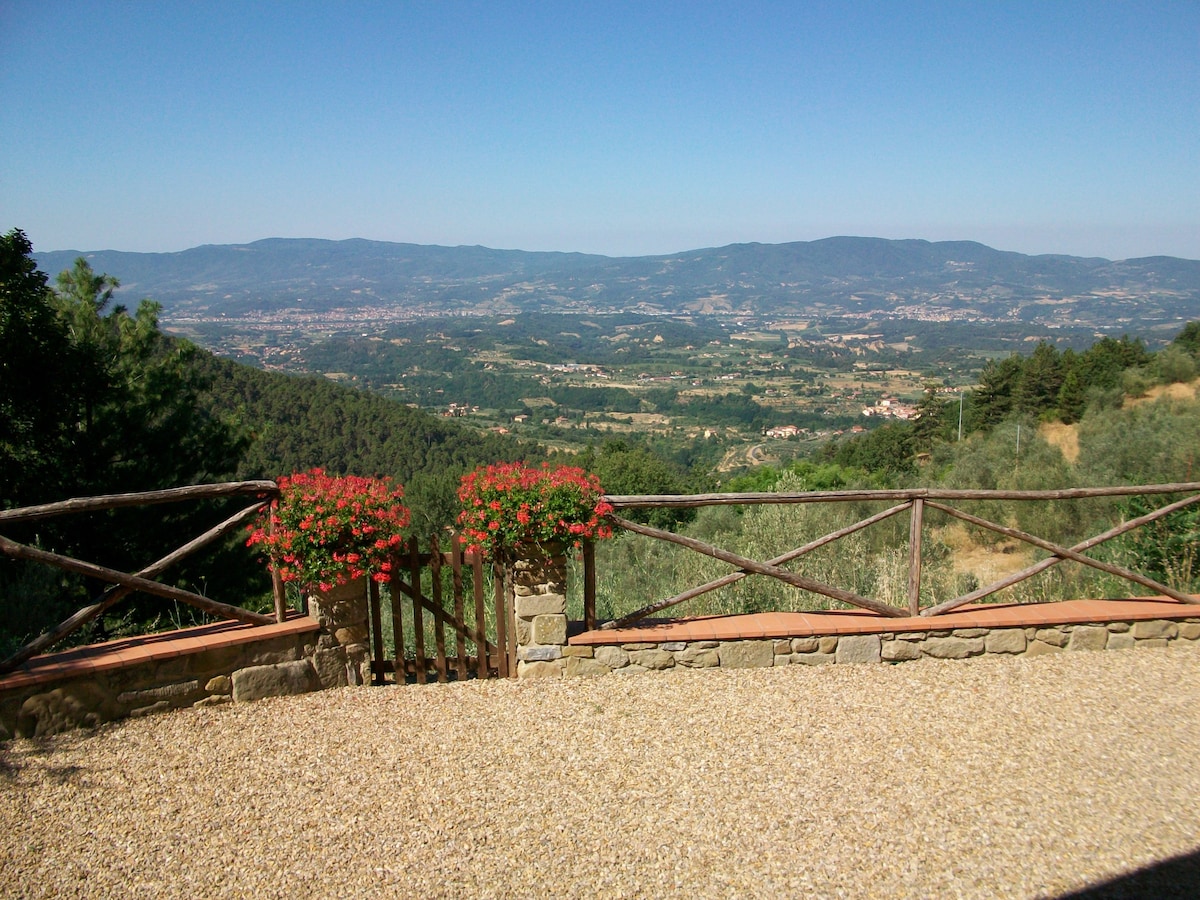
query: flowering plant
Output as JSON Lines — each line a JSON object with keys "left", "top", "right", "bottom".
{"left": 456, "top": 462, "right": 613, "bottom": 557}
{"left": 247, "top": 469, "right": 409, "bottom": 591}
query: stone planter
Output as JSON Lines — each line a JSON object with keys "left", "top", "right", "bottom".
{"left": 306, "top": 577, "right": 371, "bottom": 688}
{"left": 510, "top": 541, "right": 569, "bottom": 678}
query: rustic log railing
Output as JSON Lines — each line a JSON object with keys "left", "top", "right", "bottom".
{"left": 0, "top": 481, "right": 283, "bottom": 675}
{"left": 591, "top": 483, "right": 1200, "bottom": 629}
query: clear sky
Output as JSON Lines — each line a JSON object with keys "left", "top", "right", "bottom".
{"left": 2, "top": 1, "right": 1197, "bottom": 260}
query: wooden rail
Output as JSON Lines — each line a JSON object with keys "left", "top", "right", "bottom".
{"left": 594, "top": 483, "right": 1200, "bottom": 628}
{"left": 0, "top": 481, "right": 283, "bottom": 675}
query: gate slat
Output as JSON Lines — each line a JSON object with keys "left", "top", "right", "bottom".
{"left": 389, "top": 548, "right": 405, "bottom": 684}
{"left": 369, "top": 579, "right": 385, "bottom": 685}
{"left": 408, "top": 537, "right": 427, "bottom": 684}
{"left": 451, "top": 536, "right": 468, "bottom": 681}
{"left": 471, "top": 546, "right": 488, "bottom": 678}
{"left": 431, "top": 534, "right": 448, "bottom": 683}
{"left": 493, "top": 559, "right": 509, "bottom": 678}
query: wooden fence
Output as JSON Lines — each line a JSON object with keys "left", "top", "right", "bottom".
{"left": 0, "top": 481, "right": 284, "bottom": 676}
{"left": 591, "top": 482, "right": 1200, "bottom": 629}
{"left": 366, "top": 533, "right": 514, "bottom": 684}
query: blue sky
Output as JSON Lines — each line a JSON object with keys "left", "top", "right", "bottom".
{"left": 2, "top": 1, "right": 1197, "bottom": 259}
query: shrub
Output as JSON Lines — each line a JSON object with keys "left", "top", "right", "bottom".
{"left": 457, "top": 462, "right": 613, "bottom": 557}
{"left": 247, "top": 469, "right": 409, "bottom": 591}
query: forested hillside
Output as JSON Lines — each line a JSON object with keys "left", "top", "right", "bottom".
{"left": 0, "top": 231, "right": 530, "bottom": 653}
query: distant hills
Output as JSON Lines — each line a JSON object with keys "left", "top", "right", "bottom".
{"left": 33, "top": 236, "right": 1200, "bottom": 330}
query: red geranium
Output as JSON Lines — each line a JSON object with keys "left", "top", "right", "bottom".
{"left": 247, "top": 469, "right": 410, "bottom": 590}
{"left": 457, "top": 462, "right": 613, "bottom": 557}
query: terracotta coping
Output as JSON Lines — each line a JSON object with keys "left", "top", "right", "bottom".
{"left": 0, "top": 614, "right": 320, "bottom": 694}
{"left": 569, "top": 597, "right": 1200, "bottom": 646}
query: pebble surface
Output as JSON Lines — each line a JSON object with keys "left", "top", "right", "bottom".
{"left": 2, "top": 644, "right": 1199, "bottom": 899}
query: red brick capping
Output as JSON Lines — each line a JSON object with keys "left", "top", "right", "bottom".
{"left": 0, "top": 614, "right": 319, "bottom": 693}
{"left": 569, "top": 597, "right": 1200, "bottom": 645}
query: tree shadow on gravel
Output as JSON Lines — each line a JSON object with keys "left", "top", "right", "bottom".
{"left": 0, "top": 738, "right": 86, "bottom": 784}
{"left": 1055, "top": 848, "right": 1200, "bottom": 899}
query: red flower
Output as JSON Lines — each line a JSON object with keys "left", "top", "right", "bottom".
{"left": 247, "top": 469, "right": 409, "bottom": 588}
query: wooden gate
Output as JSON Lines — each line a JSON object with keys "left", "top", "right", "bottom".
{"left": 366, "top": 533, "right": 514, "bottom": 684}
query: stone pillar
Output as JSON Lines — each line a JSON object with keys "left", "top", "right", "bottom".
{"left": 307, "top": 577, "right": 371, "bottom": 688}
{"left": 511, "top": 542, "right": 569, "bottom": 678}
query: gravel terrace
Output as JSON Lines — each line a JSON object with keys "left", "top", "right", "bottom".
{"left": 2, "top": 644, "right": 1199, "bottom": 899}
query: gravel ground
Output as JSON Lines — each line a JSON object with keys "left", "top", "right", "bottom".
{"left": 2, "top": 644, "right": 1199, "bottom": 899}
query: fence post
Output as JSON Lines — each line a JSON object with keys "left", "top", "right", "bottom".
{"left": 583, "top": 540, "right": 597, "bottom": 632}
{"left": 907, "top": 498, "right": 924, "bottom": 616}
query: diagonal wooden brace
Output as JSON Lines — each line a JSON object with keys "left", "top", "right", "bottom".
{"left": 0, "top": 534, "right": 274, "bottom": 627}
{"left": 606, "top": 514, "right": 908, "bottom": 618}
{"left": 602, "top": 502, "right": 912, "bottom": 628}
{"left": 923, "top": 501, "right": 1199, "bottom": 610}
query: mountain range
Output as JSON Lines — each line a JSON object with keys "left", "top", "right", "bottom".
{"left": 33, "top": 236, "right": 1200, "bottom": 329}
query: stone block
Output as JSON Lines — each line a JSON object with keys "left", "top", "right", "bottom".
{"left": 836, "top": 634, "right": 882, "bottom": 664}
{"left": 594, "top": 646, "right": 630, "bottom": 669}
{"left": 1106, "top": 621, "right": 1131, "bottom": 633}
{"left": 532, "top": 614, "right": 568, "bottom": 645}
{"left": 516, "top": 659, "right": 565, "bottom": 679}
{"left": 333, "top": 625, "right": 369, "bottom": 647}
{"left": 205, "top": 675, "right": 232, "bottom": 694}
{"left": 613, "top": 663, "right": 649, "bottom": 676}
{"left": 561, "top": 645, "right": 594, "bottom": 657}
{"left": 519, "top": 646, "right": 563, "bottom": 662}
{"left": 1067, "top": 625, "right": 1109, "bottom": 652}
{"left": 774, "top": 654, "right": 792, "bottom": 666}
{"left": 1024, "top": 640, "right": 1062, "bottom": 657}
{"left": 129, "top": 700, "right": 172, "bottom": 718}
{"left": 952, "top": 628, "right": 989, "bottom": 638}
{"left": 690, "top": 641, "right": 719, "bottom": 649}
{"left": 920, "top": 637, "right": 984, "bottom": 659}
{"left": 629, "top": 649, "right": 675, "bottom": 670}
{"left": 514, "top": 593, "right": 566, "bottom": 618}
{"left": 1132, "top": 620, "right": 1177, "bottom": 640}
{"left": 717, "top": 641, "right": 774, "bottom": 668}
{"left": 773, "top": 640, "right": 793, "bottom": 655}
{"left": 676, "top": 648, "right": 719, "bottom": 668}
{"left": 565, "top": 656, "right": 610, "bottom": 678}
{"left": 231, "top": 660, "right": 317, "bottom": 702}
{"left": 1107, "top": 633, "right": 1136, "bottom": 650}
{"left": 17, "top": 683, "right": 118, "bottom": 739}
{"left": 1179, "top": 623, "right": 1200, "bottom": 640}
{"left": 194, "top": 694, "right": 231, "bottom": 708}
{"left": 1034, "top": 628, "right": 1068, "bottom": 647}
{"left": 661, "top": 642, "right": 687, "bottom": 652}
{"left": 882, "top": 640, "right": 921, "bottom": 662}
{"left": 620, "top": 643, "right": 658, "bottom": 650}
{"left": 516, "top": 618, "right": 531, "bottom": 645}
{"left": 818, "top": 637, "right": 838, "bottom": 654}
{"left": 792, "top": 652, "right": 835, "bottom": 666}
{"left": 791, "top": 637, "right": 819, "bottom": 653}
{"left": 117, "top": 680, "right": 200, "bottom": 706}
{"left": 311, "top": 648, "right": 349, "bottom": 689}
{"left": 896, "top": 632, "right": 926, "bottom": 641}
{"left": 1136, "top": 638, "right": 1169, "bottom": 649}
{"left": 984, "top": 629, "right": 1026, "bottom": 655}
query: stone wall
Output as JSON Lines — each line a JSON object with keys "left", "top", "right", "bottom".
{"left": 559, "top": 618, "right": 1200, "bottom": 677}
{"left": 0, "top": 579, "right": 372, "bottom": 739}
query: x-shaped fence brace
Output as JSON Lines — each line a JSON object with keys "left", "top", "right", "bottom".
{"left": 0, "top": 482, "right": 281, "bottom": 676}
{"left": 600, "top": 485, "right": 1200, "bottom": 630}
